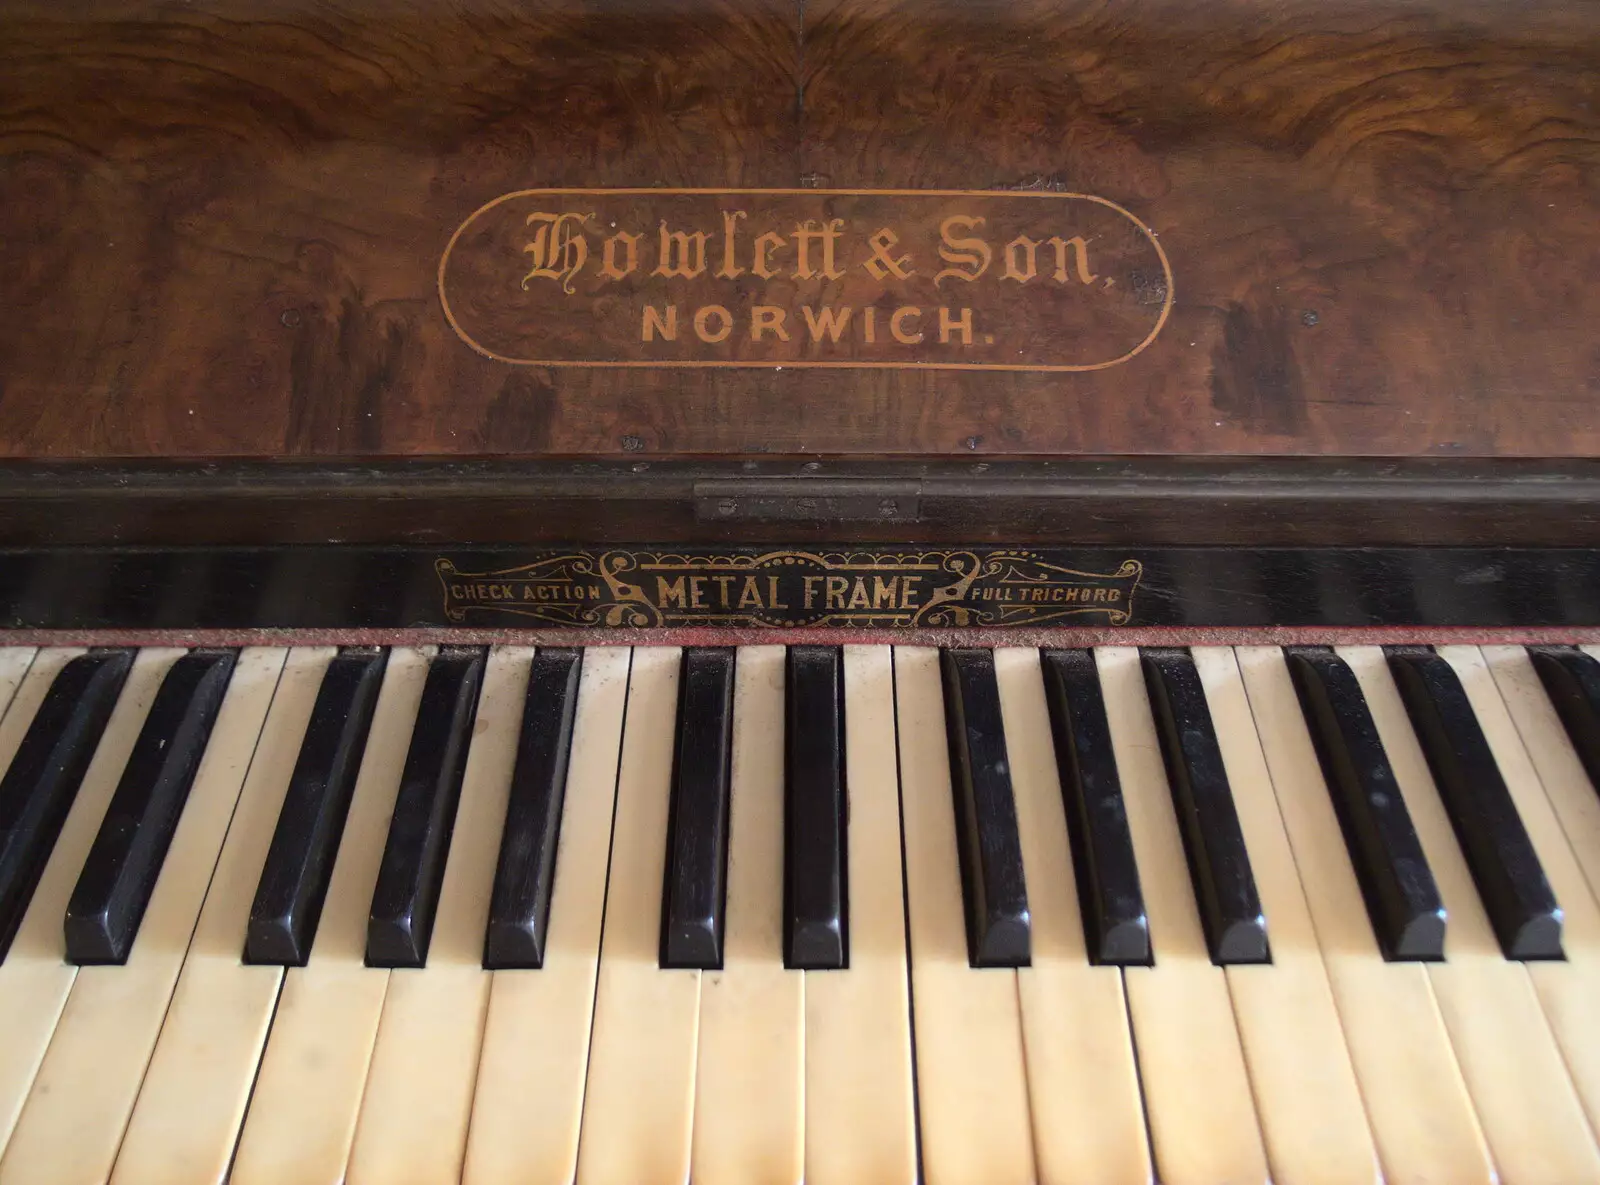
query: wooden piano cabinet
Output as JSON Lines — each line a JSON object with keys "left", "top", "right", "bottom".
{"left": 0, "top": 0, "right": 1596, "bottom": 643}
{"left": 0, "top": 0, "right": 1596, "bottom": 464}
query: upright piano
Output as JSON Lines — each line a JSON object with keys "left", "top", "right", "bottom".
{"left": 1, "top": 0, "right": 1599, "bottom": 1181}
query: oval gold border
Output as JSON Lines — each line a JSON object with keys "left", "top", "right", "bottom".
{"left": 438, "top": 188, "right": 1174, "bottom": 372}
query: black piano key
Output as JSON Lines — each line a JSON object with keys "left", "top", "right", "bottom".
{"left": 0, "top": 650, "right": 134, "bottom": 960}
{"left": 1040, "top": 649, "right": 1151, "bottom": 966}
{"left": 483, "top": 648, "right": 582, "bottom": 970}
{"left": 245, "top": 647, "right": 388, "bottom": 966}
{"left": 1285, "top": 647, "right": 1447, "bottom": 961}
{"left": 365, "top": 647, "right": 486, "bottom": 968}
{"left": 1386, "top": 647, "right": 1563, "bottom": 960}
{"left": 1140, "top": 648, "right": 1270, "bottom": 965}
{"left": 941, "top": 648, "right": 1031, "bottom": 968}
{"left": 660, "top": 648, "right": 736, "bottom": 970}
{"left": 785, "top": 646, "right": 847, "bottom": 970}
{"left": 65, "top": 649, "right": 237, "bottom": 964}
{"left": 1528, "top": 646, "right": 1600, "bottom": 797}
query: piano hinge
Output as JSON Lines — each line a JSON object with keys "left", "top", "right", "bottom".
{"left": 693, "top": 478, "right": 921, "bottom": 524}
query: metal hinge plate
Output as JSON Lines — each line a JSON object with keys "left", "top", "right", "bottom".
{"left": 693, "top": 478, "right": 921, "bottom": 523}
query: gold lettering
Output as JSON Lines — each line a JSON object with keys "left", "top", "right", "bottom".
{"left": 738, "top": 578, "right": 765, "bottom": 609}
{"left": 713, "top": 575, "right": 735, "bottom": 608}
{"left": 599, "top": 230, "right": 640, "bottom": 281}
{"left": 751, "top": 306, "right": 790, "bottom": 342}
{"left": 792, "top": 219, "right": 846, "bottom": 280}
{"left": 689, "top": 576, "right": 709, "bottom": 608}
{"left": 935, "top": 216, "right": 991, "bottom": 287}
{"left": 820, "top": 218, "right": 846, "bottom": 279}
{"left": 863, "top": 306, "right": 876, "bottom": 343}
{"left": 1002, "top": 234, "right": 1040, "bottom": 283}
{"left": 871, "top": 576, "right": 898, "bottom": 610}
{"left": 753, "top": 231, "right": 787, "bottom": 279}
{"left": 900, "top": 577, "right": 924, "bottom": 608}
{"left": 694, "top": 305, "right": 733, "bottom": 343}
{"left": 522, "top": 211, "right": 592, "bottom": 294}
{"left": 641, "top": 304, "right": 678, "bottom": 342}
{"left": 657, "top": 575, "right": 688, "bottom": 609}
{"left": 939, "top": 307, "right": 973, "bottom": 345}
{"left": 890, "top": 306, "right": 923, "bottom": 344}
{"left": 802, "top": 575, "right": 822, "bottom": 608}
{"left": 717, "top": 210, "right": 747, "bottom": 279}
{"left": 825, "top": 576, "right": 850, "bottom": 609}
{"left": 802, "top": 305, "right": 851, "bottom": 343}
{"left": 847, "top": 579, "right": 871, "bottom": 610}
{"left": 1048, "top": 235, "right": 1098, "bottom": 285}
{"left": 862, "top": 228, "right": 913, "bottom": 280}
{"left": 768, "top": 576, "right": 788, "bottom": 608}
{"left": 654, "top": 223, "right": 710, "bottom": 279}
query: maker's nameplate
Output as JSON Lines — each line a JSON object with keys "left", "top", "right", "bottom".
{"left": 439, "top": 189, "right": 1172, "bottom": 371}
{"left": 437, "top": 549, "right": 1142, "bottom": 628}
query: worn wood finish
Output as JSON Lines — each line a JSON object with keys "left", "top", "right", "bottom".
{"left": 0, "top": 0, "right": 1595, "bottom": 461}
{"left": 0, "top": 459, "right": 1597, "bottom": 548}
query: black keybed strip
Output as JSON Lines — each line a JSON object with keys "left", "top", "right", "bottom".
{"left": 2, "top": 546, "right": 1598, "bottom": 633}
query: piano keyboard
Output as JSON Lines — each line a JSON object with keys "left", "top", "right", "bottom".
{"left": 1, "top": 644, "right": 1600, "bottom": 1184}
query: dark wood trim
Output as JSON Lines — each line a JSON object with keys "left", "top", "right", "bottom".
{"left": 1, "top": 458, "right": 1597, "bottom": 549}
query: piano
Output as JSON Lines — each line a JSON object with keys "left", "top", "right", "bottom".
{"left": 0, "top": 0, "right": 1598, "bottom": 1181}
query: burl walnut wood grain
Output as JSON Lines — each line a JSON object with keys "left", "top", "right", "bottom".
{"left": 0, "top": 0, "right": 1595, "bottom": 459}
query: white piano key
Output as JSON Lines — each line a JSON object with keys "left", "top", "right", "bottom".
{"left": 893, "top": 646, "right": 1033, "bottom": 1185}
{"left": 1193, "top": 647, "right": 1381, "bottom": 1185}
{"left": 97, "top": 647, "right": 336, "bottom": 1185}
{"left": 1097, "top": 646, "right": 1269, "bottom": 1185}
{"left": 1236, "top": 646, "right": 1492, "bottom": 1185}
{"left": 343, "top": 646, "right": 520, "bottom": 1185}
{"left": 0, "top": 647, "right": 128, "bottom": 1156}
{"left": 689, "top": 646, "right": 803, "bottom": 1185}
{"left": 0, "top": 648, "right": 36, "bottom": 724}
{"left": 576, "top": 647, "right": 700, "bottom": 1185}
{"left": 993, "top": 647, "right": 1150, "bottom": 1185}
{"left": 803, "top": 645, "right": 916, "bottom": 1185}
{"left": 463, "top": 647, "right": 629, "bottom": 1185}
{"left": 1446, "top": 645, "right": 1600, "bottom": 1140}
{"left": 17, "top": 649, "right": 277, "bottom": 1181}
{"left": 228, "top": 647, "right": 432, "bottom": 1185}
{"left": 1340, "top": 645, "right": 1600, "bottom": 1184}
{"left": 1488, "top": 645, "right": 1600, "bottom": 912}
